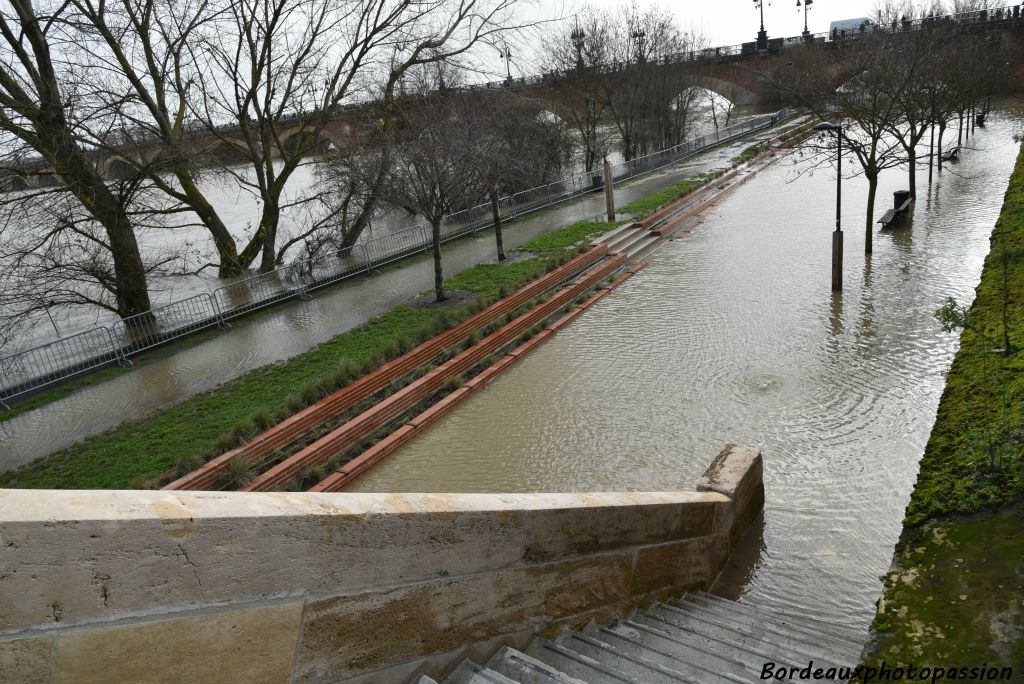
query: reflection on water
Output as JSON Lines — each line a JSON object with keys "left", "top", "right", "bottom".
{"left": 348, "top": 108, "right": 1024, "bottom": 637}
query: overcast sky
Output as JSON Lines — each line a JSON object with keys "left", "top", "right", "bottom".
{"left": 571, "top": 0, "right": 880, "bottom": 46}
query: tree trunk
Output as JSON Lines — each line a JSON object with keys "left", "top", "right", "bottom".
{"left": 176, "top": 169, "right": 244, "bottom": 277}
{"left": 258, "top": 204, "right": 280, "bottom": 273}
{"left": 908, "top": 146, "right": 917, "bottom": 199}
{"left": 488, "top": 187, "right": 505, "bottom": 261}
{"left": 865, "top": 172, "right": 877, "bottom": 255}
{"left": 431, "top": 220, "right": 445, "bottom": 302}
{"left": 958, "top": 111, "right": 964, "bottom": 146}
{"left": 937, "top": 123, "right": 946, "bottom": 170}
{"left": 46, "top": 124, "right": 153, "bottom": 321}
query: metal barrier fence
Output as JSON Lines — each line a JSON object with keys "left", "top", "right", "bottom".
{"left": 0, "top": 111, "right": 796, "bottom": 409}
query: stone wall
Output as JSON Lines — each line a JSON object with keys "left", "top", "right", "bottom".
{"left": 0, "top": 444, "right": 763, "bottom": 684}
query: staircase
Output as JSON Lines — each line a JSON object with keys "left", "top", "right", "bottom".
{"left": 414, "top": 592, "right": 863, "bottom": 684}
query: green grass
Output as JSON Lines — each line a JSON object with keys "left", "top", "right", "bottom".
{"left": 859, "top": 143, "right": 1024, "bottom": 671}
{"left": 619, "top": 172, "right": 720, "bottom": 218}
{"left": 0, "top": 218, "right": 619, "bottom": 490}
{"left": 730, "top": 143, "right": 762, "bottom": 167}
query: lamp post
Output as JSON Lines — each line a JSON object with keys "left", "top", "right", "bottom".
{"left": 498, "top": 44, "right": 513, "bottom": 87}
{"left": 754, "top": 0, "right": 769, "bottom": 51}
{"left": 797, "top": 0, "right": 813, "bottom": 40}
{"left": 814, "top": 121, "right": 843, "bottom": 292}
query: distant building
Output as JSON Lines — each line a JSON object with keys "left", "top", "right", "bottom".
{"left": 829, "top": 17, "right": 875, "bottom": 34}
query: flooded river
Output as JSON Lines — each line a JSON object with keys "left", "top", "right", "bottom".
{"left": 347, "top": 107, "right": 1024, "bottom": 638}
{"left": 0, "top": 121, "right": 782, "bottom": 470}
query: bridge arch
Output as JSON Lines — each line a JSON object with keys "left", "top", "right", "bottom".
{"left": 279, "top": 130, "right": 331, "bottom": 159}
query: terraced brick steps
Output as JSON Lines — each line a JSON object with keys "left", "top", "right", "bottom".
{"left": 239, "top": 253, "right": 628, "bottom": 491}
{"left": 163, "top": 245, "right": 609, "bottom": 491}
{"left": 309, "top": 261, "right": 647, "bottom": 492}
{"left": 425, "top": 592, "right": 862, "bottom": 684}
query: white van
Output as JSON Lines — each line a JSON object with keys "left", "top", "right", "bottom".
{"left": 829, "top": 17, "right": 875, "bottom": 35}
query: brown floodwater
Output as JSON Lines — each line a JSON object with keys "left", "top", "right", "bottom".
{"left": 347, "top": 106, "right": 1024, "bottom": 644}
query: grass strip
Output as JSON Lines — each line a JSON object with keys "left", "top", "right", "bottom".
{"left": 859, "top": 142, "right": 1024, "bottom": 669}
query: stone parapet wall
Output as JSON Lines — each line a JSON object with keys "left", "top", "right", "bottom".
{"left": 0, "top": 444, "right": 763, "bottom": 683}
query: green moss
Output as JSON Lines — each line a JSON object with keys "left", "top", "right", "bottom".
{"left": 860, "top": 143, "right": 1024, "bottom": 670}
{"left": 904, "top": 143, "right": 1024, "bottom": 525}
{"left": 861, "top": 504, "right": 1024, "bottom": 670}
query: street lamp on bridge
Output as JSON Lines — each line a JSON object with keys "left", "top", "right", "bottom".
{"left": 498, "top": 44, "right": 513, "bottom": 87}
{"left": 753, "top": 0, "right": 769, "bottom": 51}
{"left": 570, "top": 18, "right": 586, "bottom": 72}
{"left": 796, "top": 0, "right": 813, "bottom": 40}
{"left": 814, "top": 121, "right": 844, "bottom": 292}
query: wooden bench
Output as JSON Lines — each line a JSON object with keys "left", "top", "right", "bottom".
{"left": 879, "top": 191, "right": 913, "bottom": 229}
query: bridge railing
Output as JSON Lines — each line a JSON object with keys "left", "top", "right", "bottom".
{"left": 0, "top": 111, "right": 797, "bottom": 410}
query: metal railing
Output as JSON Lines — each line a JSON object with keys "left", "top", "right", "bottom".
{"left": 0, "top": 111, "right": 797, "bottom": 409}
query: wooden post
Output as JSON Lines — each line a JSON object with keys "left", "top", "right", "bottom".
{"left": 603, "top": 159, "right": 615, "bottom": 222}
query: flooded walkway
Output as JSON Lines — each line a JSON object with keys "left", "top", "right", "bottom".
{"left": 347, "top": 110, "right": 1024, "bottom": 635}
{"left": 0, "top": 123, "right": 791, "bottom": 471}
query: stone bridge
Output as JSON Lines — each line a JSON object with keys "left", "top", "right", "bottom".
{"left": 5, "top": 5, "right": 1024, "bottom": 190}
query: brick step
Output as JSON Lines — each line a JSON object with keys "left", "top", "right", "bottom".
{"left": 163, "top": 245, "right": 608, "bottom": 491}
{"left": 308, "top": 261, "right": 646, "bottom": 492}
{"left": 241, "top": 254, "right": 627, "bottom": 491}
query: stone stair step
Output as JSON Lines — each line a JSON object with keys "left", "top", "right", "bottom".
{"left": 602, "top": 614, "right": 757, "bottom": 679}
{"left": 485, "top": 646, "right": 586, "bottom": 684}
{"left": 650, "top": 603, "right": 848, "bottom": 672}
{"left": 443, "top": 659, "right": 520, "bottom": 684}
{"left": 639, "top": 606, "right": 809, "bottom": 671}
{"left": 524, "top": 638, "right": 636, "bottom": 683}
{"left": 413, "top": 676, "right": 440, "bottom": 684}
{"left": 691, "top": 592, "right": 865, "bottom": 647}
{"left": 626, "top": 614, "right": 786, "bottom": 681}
{"left": 638, "top": 606, "right": 847, "bottom": 679}
{"left": 577, "top": 618, "right": 745, "bottom": 684}
{"left": 673, "top": 595, "right": 863, "bottom": 658}
{"left": 553, "top": 627, "right": 695, "bottom": 683}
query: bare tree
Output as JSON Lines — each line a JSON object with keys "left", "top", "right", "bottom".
{"left": 772, "top": 40, "right": 906, "bottom": 253}
{"left": 540, "top": 9, "right": 613, "bottom": 173}
{"left": 383, "top": 86, "right": 481, "bottom": 301}
{"left": 0, "top": 0, "right": 153, "bottom": 321}
{"left": 467, "top": 91, "right": 568, "bottom": 260}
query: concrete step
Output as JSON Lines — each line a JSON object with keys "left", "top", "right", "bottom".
{"left": 413, "top": 676, "right": 440, "bottom": 684}
{"left": 667, "top": 593, "right": 860, "bottom": 663}
{"left": 590, "top": 619, "right": 754, "bottom": 684}
{"left": 643, "top": 602, "right": 843, "bottom": 679}
{"left": 485, "top": 646, "right": 586, "bottom": 684}
{"left": 692, "top": 592, "right": 864, "bottom": 648}
{"left": 627, "top": 613, "right": 786, "bottom": 681}
{"left": 553, "top": 627, "right": 696, "bottom": 683}
{"left": 621, "top": 234, "right": 661, "bottom": 260}
{"left": 443, "top": 659, "right": 520, "bottom": 684}
{"left": 605, "top": 228, "right": 650, "bottom": 254}
{"left": 524, "top": 638, "right": 636, "bottom": 683}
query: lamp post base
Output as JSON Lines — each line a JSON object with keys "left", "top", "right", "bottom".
{"left": 756, "top": 29, "right": 768, "bottom": 51}
{"left": 832, "top": 230, "right": 843, "bottom": 292}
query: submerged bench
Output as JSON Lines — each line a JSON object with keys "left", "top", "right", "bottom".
{"left": 941, "top": 146, "right": 961, "bottom": 162}
{"left": 879, "top": 189, "right": 913, "bottom": 229}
